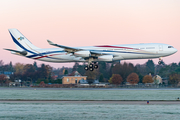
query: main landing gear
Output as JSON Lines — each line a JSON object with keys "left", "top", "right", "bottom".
{"left": 84, "top": 63, "right": 98, "bottom": 71}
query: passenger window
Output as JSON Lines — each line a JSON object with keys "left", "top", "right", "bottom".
{"left": 146, "top": 47, "right": 155, "bottom": 49}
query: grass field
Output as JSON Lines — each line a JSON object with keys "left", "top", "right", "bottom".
{"left": 0, "top": 88, "right": 180, "bottom": 120}
{"left": 0, "top": 88, "right": 180, "bottom": 100}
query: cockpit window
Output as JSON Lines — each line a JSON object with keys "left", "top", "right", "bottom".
{"left": 168, "top": 46, "right": 174, "bottom": 48}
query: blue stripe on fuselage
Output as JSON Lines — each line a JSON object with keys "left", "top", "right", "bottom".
{"left": 27, "top": 51, "right": 65, "bottom": 58}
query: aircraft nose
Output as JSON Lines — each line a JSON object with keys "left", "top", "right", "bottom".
{"left": 174, "top": 48, "right": 178, "bottom": 53}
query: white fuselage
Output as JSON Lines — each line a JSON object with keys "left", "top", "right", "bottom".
{"left": 25, "top": 43, "right": 177, "bottom": 63}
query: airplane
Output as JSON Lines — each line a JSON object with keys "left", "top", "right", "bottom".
{"left": 4, "top": 28, "right": 177, "bottom": 71}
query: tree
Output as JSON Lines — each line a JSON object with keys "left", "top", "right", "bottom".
{"left": 72, "top": 62, "right": 79, "bottom": 71}
{"left": 142, "top": 75, "right": 153, "bottom": 83}
{"left": 170, "top": 63, "right": 178, "bottom": 71}
{"left": 108, "top": 74, "right": 123, "bottom": 84}
{"left": 36, "top": 78, "right": 49, "bottom": 84}
{"left": 0, "top": 74, "right": 7, "bottom": 85}
{"left": 159, "top": 65, "right": 170, "bottom": 78}
{"left": 99, "top": 74, "right": 104, "bottom": 82}
{"left": 39, "top": 81, "right": 45, "bottom": 87}
{"left": 14, "top": 63, "right": 24, "bottom": 74}
{"left": 9, "top": 61, "right": 13, "bottom": 71}
{"left": 138, "top": 74, "right": 144, "bottom": 83}
{"left": 64, "top": 70, "right": 68, "bottom": 75}
{"left": 38, "top": 64, "right": 52, "bottom": 79}
{"left": 98, "top": 62, "right": 109, "bottom": 79}
{"left": 127, "top": 73, "right": 139, "bottom": 85}
{"left": 136, "top": 64, "right": 147, "bottom": 76}
{"left": 146, "top": 60, "right": 155, "bottom": 74}
{"left": 85, "top": 70, "right": 98, "bottom": 80}
{"left": 77, "top": 64, "right": 86, "bottom": 76}
{"left": 22, "top": 64, "right": 36, "bottom": 82}
{"left": 13, "top": 63, "right": 25, "bottom": 81}
{"left": 111, "top": 62, "right": 137, "bottom": 83}
{"left": 56, "top": 79, "right": 62, "bottom": 84}
{"left": 169, "top": 73, "right": 180, "bottom": 85}
{"left": 33, "top": 61, "right": 38, "bottom": 70}
{"left": 175, "top": 67, "right": 180, "bottom": 74}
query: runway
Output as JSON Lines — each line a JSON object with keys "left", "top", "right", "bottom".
{"left": 0, "top": 100, "right": 180, "bottom": 105}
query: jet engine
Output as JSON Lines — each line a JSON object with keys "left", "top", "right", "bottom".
{"left": 98, "top": 55, "right": 113, "bottom": 61}
{"left": 74, "top": 51, "right": 91, "bottom": 57}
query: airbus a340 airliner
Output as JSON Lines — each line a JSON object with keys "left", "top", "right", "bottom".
{"left": 5, "top": 29, "right": 177, "bottom": 71}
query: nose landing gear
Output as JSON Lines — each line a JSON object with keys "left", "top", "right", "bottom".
{"left": 158, "top": 61, "right": 163, "bottom": 65}
{"left": 158, "top": 57, "right": 164, "bottom": 65}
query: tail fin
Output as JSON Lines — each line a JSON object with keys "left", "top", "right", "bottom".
{"left": 8, "top": 29, "right": 40, "bottom": 54}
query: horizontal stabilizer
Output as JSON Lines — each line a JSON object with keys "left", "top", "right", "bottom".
{"left": 4, "top": 48, "right": 27, "bottom": 56}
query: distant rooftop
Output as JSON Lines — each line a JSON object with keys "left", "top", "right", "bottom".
{"left": 68, "top": 71, "right": 81, "bottom": 76}
{"left": 0, "top": 71, "right": 13, "bottom": 75}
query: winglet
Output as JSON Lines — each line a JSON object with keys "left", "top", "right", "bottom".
{"left": 47, "top": 40, "right": 54, "bottom": 45}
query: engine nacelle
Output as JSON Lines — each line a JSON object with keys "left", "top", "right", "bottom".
{"left": 74, "top": 51, "right": 91, "bottom": 57}
{"left": 98, "top": 55, "right": 113, "bottom": 61}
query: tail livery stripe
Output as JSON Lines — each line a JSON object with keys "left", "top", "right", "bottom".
{"left": 9, "top": 32, "right": 36, "bottom": 54}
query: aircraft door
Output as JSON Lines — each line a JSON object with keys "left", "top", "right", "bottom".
{"left": 159, "top": 45, "right": 163, "bottom": 51}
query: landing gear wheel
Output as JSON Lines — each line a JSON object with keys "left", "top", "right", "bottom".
{"left": 94, "top": 65, "right": 98, "bottom": 69}
{"left": 84, "top": 66, "right": 89, "bottom": 71}
{"left": 89, "top": 64, "right": 93, "bottom": 68}
{"left": 89, "top": 67, "right": 94, "bottom": 71}
{"left": 158, "top": 61, "right": 163, "bottom": 65}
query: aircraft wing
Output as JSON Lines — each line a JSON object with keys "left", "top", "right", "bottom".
{"left": 47, "top": 40, "right": 116, "bottom": 57}
{"left": 47, "top": 40, "right": 82, "bottom": 53}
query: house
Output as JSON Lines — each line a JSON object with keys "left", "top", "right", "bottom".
{"left": 0, "top": 71, "right": 13, "bottom": 79}
{"left": 9, "top": 80, "right": 21, "bottom": 87}
{"left": 62, "top": 71, "right": 87, "bottom": 84}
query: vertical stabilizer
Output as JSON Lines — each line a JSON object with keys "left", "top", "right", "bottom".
{"left": 8, "top": 29, "right": 40, "bottom": 54}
